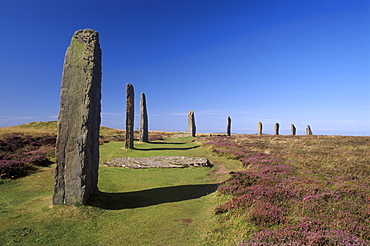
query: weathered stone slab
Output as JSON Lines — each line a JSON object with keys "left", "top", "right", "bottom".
{"left": 172, "top": 133, "right": 190, "bottom": 138}
{"left": 226, "top": 116, "right": 231, "bottom": 136}
{"left": 125, "top": 83, "right": 134, "bottom": 149}
{"left": 188, "top": 111, "right": 196, "bottom": 137}
{"left": 102, "top": 156, "right": 211, "bottom": 168}
{"left": 306, "top": 125, "right": 313, "bottom": 135}
{"left": 139, "top": 93, "right": 148, "bottom": 142}
{"left": 274, "top": 122, "right": 279, "bottom": 135}
{"left": 258, "top": 121, "right": 263, "bottom": 135}
{"left": 291, "top": 124, "right": 296, "bottom": 135}
{"left": 53, "top": 29, "right": 101, "bottom": 205}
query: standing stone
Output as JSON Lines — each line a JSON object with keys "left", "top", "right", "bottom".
{"left": 274, "top": 123, "right": 280, "bottom": 135}
{"left": 188, "top": 111, "right": 196, "bottom": 137}
{"left": 226, "top": 116, "right": 231, "bottom": 136}
{"left": 125, "top": 83, "right": 135, "bottom": 149}
{"left": 306, "top": 125, "right": 313, "bottom": 135}
{"left": 53, "top": 29, "right": 102, "bottom": 205}
{"left": 258, "top": 121, "right": 263, "bottom": 135}
{"left": 139, "top": 93, "right": 148, "bottom": 142}
{"left": 291, "top": 124, "right": 296, "bottom": 135}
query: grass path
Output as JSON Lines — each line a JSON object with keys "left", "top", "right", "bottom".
{"left": 0, "top": 137, "right": 242, "bottom": 245}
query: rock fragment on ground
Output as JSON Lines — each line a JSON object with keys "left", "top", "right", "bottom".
{"left": 102, "top": 156, "right": 211, "bottom": 168}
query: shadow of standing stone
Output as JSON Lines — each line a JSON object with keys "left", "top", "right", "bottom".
{"left": 88, "top": 184, "right": 219, "bottom": 210}
{"left": 53, "top": 29, "right": 102, "bottom": 205}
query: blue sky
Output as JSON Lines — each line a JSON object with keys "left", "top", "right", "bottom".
{"left": 1, "top": 0, "right": 369, "bottom": 135}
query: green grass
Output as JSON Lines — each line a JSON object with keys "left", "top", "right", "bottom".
{"left": 0, "top": 136, "right": 237, "bottom": 245}
{"left": 100, "top": 137, "right": 202, "bottom": 160}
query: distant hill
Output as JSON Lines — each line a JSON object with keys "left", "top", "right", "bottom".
{"left": 0, "top": 121, "right": 124, "bottom": 136}
{"left": 20, "top": 121, "right": 58, "bottom": 129}
{"left": 0, "top": 121, "right": 181, "bottom": 142}
{"left": 0, "top": 121, "right": 58, "bottom": 135}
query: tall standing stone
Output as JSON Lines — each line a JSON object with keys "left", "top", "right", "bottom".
{"left": 226, "top": 116, "right": 231, "bottom": 137}
{"left": 258, "top": 121, "right": 263, "bottom": 135}
{"left": 274, "top": 122, "right": 280, "bottom": 135}
{"left": 306, "top": 125, "right": 313, "bottom": 135}
{"left": 125, "top": 83, "right": 135, "bottom": 149}
{"left": 139, "top": 93, "right": 148, "bottom": 142}
{"left": 188, "top": 111, "right": 196, "bottom": 137}
{"left": 291, "top": 124, "right": 296, "bottom": 135}
{"left": 53, "top": 29, "right": 102, "bottom": 205}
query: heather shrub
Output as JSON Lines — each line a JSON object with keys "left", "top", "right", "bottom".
{"left": 0, "top": 133, "right": 56, "bottom": 152}
{"left": 240, "top": 153, "right": 278, "bottom": 166}
{"left": 0, "top": 133, "right": 56, "bottom": 179}
{"left": 0, "top": 160, "right": 37, "bottom": 179}
{"left": 249, "top": 202, "right": 285, "bottom": 226}
{"left": 204, "top": 136, "right": 249, "bottom": 159}
{"left": 99, "top": 135, "right": 125, "bottom": 145}
{"left": 148, "top": 134, "right": 165, "bottom": 141}
{"left": 215, "top": 184, "right": 297, "bottom": 214}
{"left": 21, "top": 150, "right": 53, "bottom": 166}
{"left": 243, "top": 218, "right": 366, "bottom": 245}
{"left": 244, "top": 229, "right": 366, "bottom": 246}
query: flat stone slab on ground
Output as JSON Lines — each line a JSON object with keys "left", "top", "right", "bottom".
{"left": 171, "top": 133, "right": 190, "bottom": 138}
{"left": 102, "top": 156, "right": 211, "bottom": 169}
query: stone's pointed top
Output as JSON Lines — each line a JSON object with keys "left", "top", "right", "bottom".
{"left": 74, "top": 28, "right": 98, "bottom": 33}
{"left": 73, "top": 29, "right": 99, "bottom": 44}
{"left": 126, "top": 83, "right": 134, "bottom": 91}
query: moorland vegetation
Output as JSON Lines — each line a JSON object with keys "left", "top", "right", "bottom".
{"left": 201, "top": 135, "right": 369, "bottom": 245}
